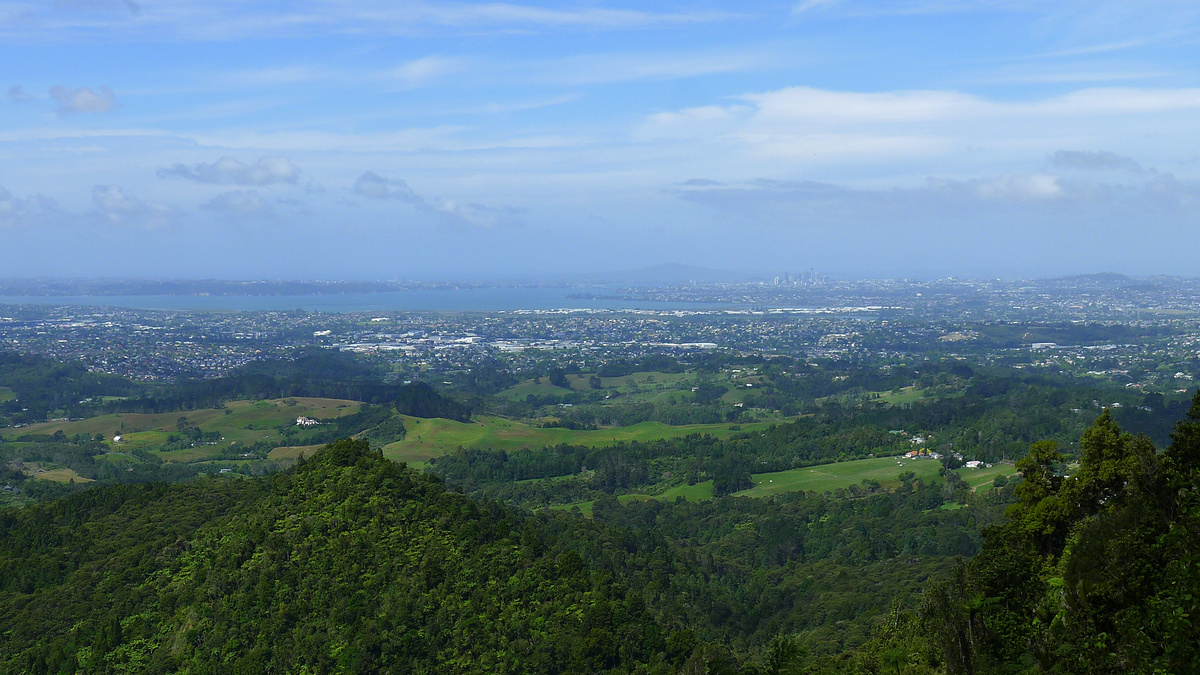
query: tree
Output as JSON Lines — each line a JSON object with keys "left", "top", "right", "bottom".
{"left": 761, "top": 635, "right": 805, "bottom": 675}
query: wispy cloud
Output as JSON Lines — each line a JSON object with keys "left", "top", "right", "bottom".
{"left": 792, "top": 0, "right": 840, "bottom": 14}
{"left": 736, "top": 86, "right": 1200, "bottom": 124}
{"left": 1, "top": 1, "right": 742, "bottom": 42}
{"left": 1048, "top": 150, "right": 1144, "bottom": 172}
{"left": 669, "top": 171, "right": 1200, "bottom": 225}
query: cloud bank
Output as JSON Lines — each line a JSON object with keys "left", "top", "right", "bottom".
{"left": 158, "top": 156, "right": 301, "bottom": 186}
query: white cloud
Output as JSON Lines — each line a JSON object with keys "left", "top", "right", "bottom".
{"left": 635, "top": 85, "right": 1200, "bottom": 174}
{"left": 352, "top": 171, "right": 519, "bottom": 228}
{"left": 353, "top": 171, "right": 421, "bottom": 202}
{"left": 0, "top": 184, "right": 60, "bottom": 228}
{"left": 201, "top": 189, "right": 273, "bottom": 217}
{"left": 737, "top": 86, "right": 1200, "bottom": 126}
{"left": 158, "top": 156, "right": 301, "bottom": 186}
{"left": 91, "top": 185, "right": 179, "bottom": 228}
{"left": 48, "top": 85, "right": 118, "bottom": 114}
{"left": 948, "top": 173, "right": 1065, "bottom": 201}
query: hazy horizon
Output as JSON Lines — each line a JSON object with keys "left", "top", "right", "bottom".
{"left": 0, "top": 266, "right": 1179, "bottom": 287}
{"left": 4, "top": 1, "right": 1200, "bottom": 280}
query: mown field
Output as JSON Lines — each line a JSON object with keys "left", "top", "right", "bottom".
{"left": 736, "top": 456, "right": 944, "bottom": 497}
{"left": 381, "top": 415, "right": 780, "bottom": 464}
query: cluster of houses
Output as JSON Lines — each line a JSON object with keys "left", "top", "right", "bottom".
{"left": 295, "top": 416, "right": 321, "bottom": 427}
{"left": 902, "top": 448, "right": 943, "bottom": 460}
{"left": 898, "top": 443, "right": 989, "bottom": 469}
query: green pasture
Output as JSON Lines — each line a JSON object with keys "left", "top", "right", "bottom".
{"left": 267, "top": 444, "right": 324, "bottom": 461}
{"left": 875, "top": 386, "right": 928, "bottom": 406}
{"left": 546, "top": 500, "right": 595, "bottom": 518}
{"left": 602, "top": 371, "right": 692, "bottom": 390}
{"left": 495, "top": 379, "right": 581, "bottom": 401}
{"left": 3, "top": 397, "right": 362, "bottom": 462}
{"left": 497, "top": 371, "right": 696, "bottom": 402}
{"left": 618, "top": 480, "right": 715, "bottom": 504}
{"left": 543, "top": 455, "right": 983, "bottom": 517}
{"left": 737, "top": 456, "right": 943, "bottom": 497}
{"left": 720, "top": 385, "right": 761, "bottom": 404}
{"left": 21, "top": 464, "right": 93, "bottom": 483}
{"left": 0, "top": 387, "right": 15, "bottom": 402}
{"left": 96, "top": 452, "right": 140, "bottom": 464}
{"left": 961, "top": 463, "right": 1015, "bottom": 492}
{"left": 381, "top": 415, "right": 778, "bottom": 464}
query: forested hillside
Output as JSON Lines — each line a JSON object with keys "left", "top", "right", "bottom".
{"left": 0, "top": 435, "right": 1000, "bottom": 674}
{"left": 3, "top": 342, "right": 1199, "bottom": 673}
{"left": 0, "top": 440, "right": 678, "bottom": 673}
{"left": 914, "top": 401, "right": 1200, "bottom": 673}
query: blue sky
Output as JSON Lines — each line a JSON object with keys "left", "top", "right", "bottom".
{"left": 2, "top": 0, "right": 1200, "bottom": 280}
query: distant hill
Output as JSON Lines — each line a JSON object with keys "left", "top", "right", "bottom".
{"left": 1055, "top": 272, "right": 1131, "bottom": 285}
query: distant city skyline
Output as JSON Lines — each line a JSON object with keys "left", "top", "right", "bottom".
{"left": 3, "top": 1, "right": 1200, "bottom": 280}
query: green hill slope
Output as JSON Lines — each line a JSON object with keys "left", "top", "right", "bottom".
{"left": 0, "top": 440, "right": 672, "bottom": 674}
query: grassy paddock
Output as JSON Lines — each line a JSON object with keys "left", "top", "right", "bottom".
{"left": 618, "top": 480, "right": 715, "bottom": 504}
{"left": 381, "top": 415, "right": 780, "bottom": 464}
{"left": 737, "top": 456, "right": 943, "bottom": 497}
{"left": 23, "top": 466, "right": 93, "bottom": 483}
{"left": 961, "top": 463, "right": 1015, "bottom": 492}
{"left": 545, "top": 500, "right": 596, "bottom": 518}
{"left": 267, "top": 444, "right": 324, "bottom": 461}
{"left": 496, "top": 371, "right": 696, "bottom": 402}
{"left": 3, "top": 398, "right": 362, "bottom": 462}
